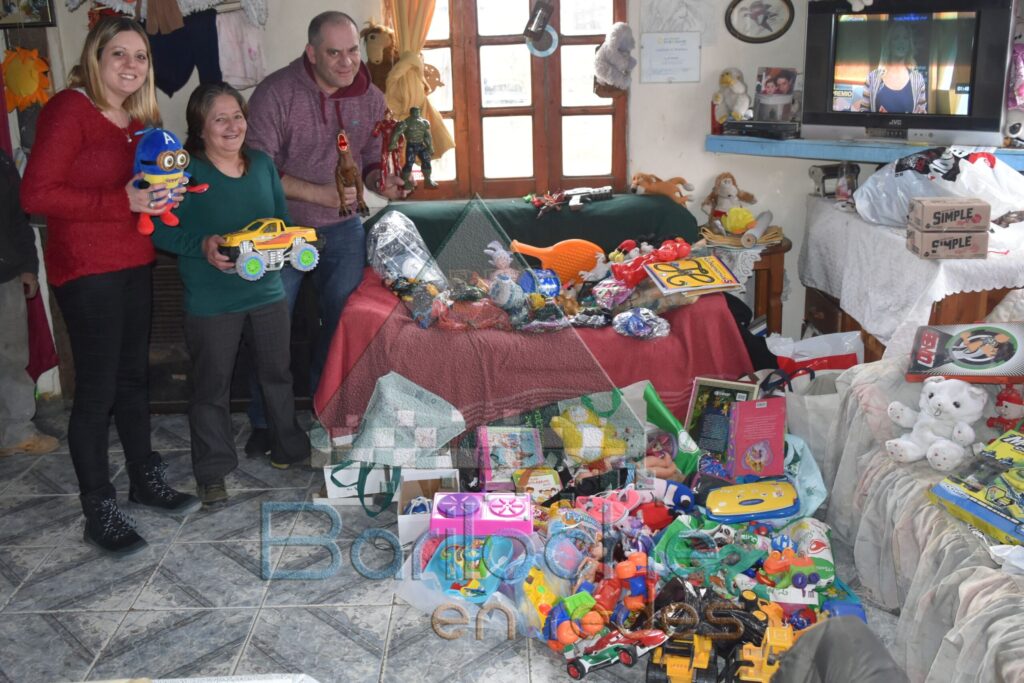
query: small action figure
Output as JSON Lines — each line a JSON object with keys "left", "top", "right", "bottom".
{"left": 371, "top": 109, "right": 403, "bottom": 193}
{"left": 335, "top": 131, "right": 369, "bottom": 217}
{"left": 389, "top": 106, "right": 438, "bottom": 190}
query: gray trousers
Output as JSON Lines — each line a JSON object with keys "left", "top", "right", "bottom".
{"left": 184, "top": 299, "right": 308, "bottom": 485}
{"left": 0, "top": 277, "right": 38, "bottom": 448}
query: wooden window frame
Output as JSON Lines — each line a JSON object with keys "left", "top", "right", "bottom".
{"left": 423, "top": 0, "right": 627, "bottom": 199}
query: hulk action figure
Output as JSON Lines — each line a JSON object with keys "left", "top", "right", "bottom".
{"left": 389, "top": 106, "right": 438, "bottom": 189}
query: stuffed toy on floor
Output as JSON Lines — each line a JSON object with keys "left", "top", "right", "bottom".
{"left": 886, "top": 376, "right": 988, "bottom": 471}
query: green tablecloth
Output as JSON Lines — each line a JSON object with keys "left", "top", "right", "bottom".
{"left": 363, "top": 193, "right": 699, "bottom": 255}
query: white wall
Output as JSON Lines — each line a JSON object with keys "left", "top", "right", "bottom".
{"left": 627, "top": 2, "right": 812, "bottom": 338}
{"left": 48, "top": 0, "right": 812, "bottom": 338}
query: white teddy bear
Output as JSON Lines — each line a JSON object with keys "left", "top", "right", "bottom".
{"left": 886, "top": 376, "right": 988, "bottom": 471}
{"left": 594, "top": 22, "right": 637, "bottom": 91}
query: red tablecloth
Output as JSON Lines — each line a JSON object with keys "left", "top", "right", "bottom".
{"left": 315, "top": 268, "right": 754, "bottom": 436}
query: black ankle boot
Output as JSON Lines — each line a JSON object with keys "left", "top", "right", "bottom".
{"left": 80, "top": 493, "right": 147, "bottom": 556}
{"left": 128, "top": 454, "right": 201, "bottom": 514}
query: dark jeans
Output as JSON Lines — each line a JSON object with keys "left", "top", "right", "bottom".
{"left": 186, "top": 299, "right": 308, "bottom": 484}
{"left": 53, "top": 266, "right": 154, "bottom": 499}
{"left": 248, "top": 216, "right": 365, "bottom": 428}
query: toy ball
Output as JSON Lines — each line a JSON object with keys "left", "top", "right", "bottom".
{"left": 580, "top": 610, "right": 605, "bottom": 636}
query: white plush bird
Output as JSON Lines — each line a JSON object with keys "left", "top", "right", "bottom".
{"left": 713, "top": 68, "right": 751, "bottom": 124}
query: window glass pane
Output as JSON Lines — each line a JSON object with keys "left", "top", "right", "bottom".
{"left": 424, "top": 48, "right": 453, "bottom": 112}
{"left": 426, "top": 0, "right": 449, "bottom": 41}
{"left": 561, "top": 44, "right": 605, "bottom": 107}
{"left": 431, "top": 118, "right": 457, "bottom": 182}
{"left": 483, "top": 116, "right": 533, "bottom": 178}
{"left": 562, "top": 115, "right": 612, "bottom": 176}
{"left": 480, "top": 45, "right": 531, "bottom": 107}
{"left": 560, "top": 0, "right": 612, "bottom": 36}
{"left": 477, "top": 0, "right": 527, "bottom": 37}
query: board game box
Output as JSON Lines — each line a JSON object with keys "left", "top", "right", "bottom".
{"left": 928, "top": 429, "right": 1024, "bottom": 545}
{"left": 906, "top": 323, "right": 1024, "bottom": 383}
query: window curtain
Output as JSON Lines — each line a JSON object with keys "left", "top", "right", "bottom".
{"left": 382, "top": 0, "right": 454, "bottom": 159}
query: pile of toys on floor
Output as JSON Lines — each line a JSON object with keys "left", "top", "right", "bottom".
{"left": 394, "top": 380, "right": 867, "bottom": 682}
{"left": 365, "top": 207, "right": 740, "bottom": 340}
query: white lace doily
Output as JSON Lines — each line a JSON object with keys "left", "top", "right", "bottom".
{"left": 708, "top": 245, "right": 765, "bottom": 294}
{"left": 800, "top": 196, "right": 1024, "bottom": 358}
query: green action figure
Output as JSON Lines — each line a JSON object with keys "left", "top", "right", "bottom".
{"left": 389, "top": 106, "right": 438, "bottom": 189}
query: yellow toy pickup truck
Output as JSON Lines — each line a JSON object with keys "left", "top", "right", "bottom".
{"left": 219, "top": 218, "right": 319, "bottom": 281}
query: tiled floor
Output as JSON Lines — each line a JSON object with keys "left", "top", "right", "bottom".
{"left": 0, "top": 407, "right": 900, "bottom": 683}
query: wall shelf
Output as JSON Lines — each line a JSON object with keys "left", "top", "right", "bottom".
{"left": 705, "top": 134, "right": 1024, "bottom": 171}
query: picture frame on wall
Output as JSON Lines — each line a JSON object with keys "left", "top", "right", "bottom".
{"left": 724, "top": 0, "right": 794, "bottom": 44}
{"left": 0, "top": 0, "right": 57, "bottom": 28}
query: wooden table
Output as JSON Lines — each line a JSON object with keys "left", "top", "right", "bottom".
{"left": 752, "top": 237, "right": 792, "bottom": 334}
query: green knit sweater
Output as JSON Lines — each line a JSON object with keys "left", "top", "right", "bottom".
{"left": 152, "top": 150, "right": 290, "bottom": 317}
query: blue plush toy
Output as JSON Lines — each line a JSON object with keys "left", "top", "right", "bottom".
{"left": 132, "top": 128, "right": 209, "bottom": 235}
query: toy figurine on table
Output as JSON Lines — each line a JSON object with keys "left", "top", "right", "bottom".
{"left": 389, "top": 106, "right": 438, "bottom": 190}
{"left": 371, "top": 109, "right": 403, "bottom": 193}
{"left": 335, "top": 131, "right": 369, "bottom": 217}
{"left": 987, "top": 384, "right": 1024, "bottom": 436}
{"left": 483, "top": 240, "right": 521, "bottom": 282}
{"left": 133, "top": 128, "right": 209, "bottom": 235}
{"left": 700, "top": 172, "right": 772, "bottom": 247}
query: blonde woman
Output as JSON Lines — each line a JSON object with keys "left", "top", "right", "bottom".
{"left": 21, "top": 16, "right": 199, "bottom": 557}
{"left": 857, "top": 22, "right": 928, "bottom": 114}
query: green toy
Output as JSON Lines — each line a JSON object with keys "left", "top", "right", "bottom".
{"left": 389, "top": 106, "right": 438, "bottom": 190}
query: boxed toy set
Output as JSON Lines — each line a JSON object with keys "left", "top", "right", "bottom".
{"left": 928, "top": 429, "right": 1024, "bottom": 546}
{"left": 724, "top": 397, "right": 786, "bottom": 481}
{"left": 906, "top": 323, "right": 1024, "bottom": 383}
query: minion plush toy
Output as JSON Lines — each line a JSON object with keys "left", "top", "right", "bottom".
{"left": 133, "top": 128, "right": 209, "bottom": 235}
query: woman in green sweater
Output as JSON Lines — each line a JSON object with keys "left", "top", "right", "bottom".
{"left": 152, "top": 82, "right": 309, "bottom": 507}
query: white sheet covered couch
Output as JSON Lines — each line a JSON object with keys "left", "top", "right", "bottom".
{"left": 823, "top": 293, "right": 1024, "bottom": 682}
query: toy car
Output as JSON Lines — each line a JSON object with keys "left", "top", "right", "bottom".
{"left": 565, "top": 628, "right": 667, "bottom": 680}
{"left": 218, "top": 218, "right": 319, "bottom": 281}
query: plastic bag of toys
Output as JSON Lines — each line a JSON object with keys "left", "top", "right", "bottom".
{"left": 367, "top": 211, "right": 450, "bottom": 327}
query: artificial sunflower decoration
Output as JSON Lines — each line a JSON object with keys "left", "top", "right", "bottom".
{"left": 3, "top": 47, "right": 51, "bottom": 113}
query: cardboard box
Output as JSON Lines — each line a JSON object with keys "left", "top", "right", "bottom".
{"left": 906, "top": 227, "right": 988, "bottom": 259}
{"left": 908, "top": 196, "right": 990, "bottom": 232}
{"left": 397, "top": 469, "right": 459, "bottom": 545}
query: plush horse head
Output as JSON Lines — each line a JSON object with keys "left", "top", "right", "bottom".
{"left": 361, "top": 20, "right": 399, "bottom": 92}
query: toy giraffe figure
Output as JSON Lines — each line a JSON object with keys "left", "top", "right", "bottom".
{"left": 335, "top": 131, "right": 368, "bottom": 217}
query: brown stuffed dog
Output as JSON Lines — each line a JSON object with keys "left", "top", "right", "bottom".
{"left": 629, "top": 172, "right": 695, "bottom": 207}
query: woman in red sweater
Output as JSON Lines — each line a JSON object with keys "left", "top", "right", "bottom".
{"left": 21, "top": 17, "right": 199, "bottom": 556}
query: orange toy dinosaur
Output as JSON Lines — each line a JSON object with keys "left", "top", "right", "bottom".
{"left": 336, "top": 131, "right": 369, "bottom": 217}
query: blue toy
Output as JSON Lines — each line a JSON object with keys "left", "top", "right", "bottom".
{"left": 132, "top": 128, "right": 209, "bottom": 235}
{"left": 518, "top": 268, "right": 561, "bottom": 297}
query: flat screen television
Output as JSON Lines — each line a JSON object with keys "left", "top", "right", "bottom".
{"left": 802, "top": 0, "right": 1015, "bottom": 146}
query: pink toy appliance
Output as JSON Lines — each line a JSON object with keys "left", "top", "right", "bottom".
{"left": 429, "top": 491, "right": 533, "bottom": 536}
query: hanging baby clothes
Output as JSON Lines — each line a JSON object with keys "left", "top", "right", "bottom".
{"left": 146, "top": 8, "right": 222, "bottom": 97}
{"left": 216, "top": 9, "right": 265, "bottom": 90}
{"left": 144, "top": 0, "right": 184, "bottom": 35}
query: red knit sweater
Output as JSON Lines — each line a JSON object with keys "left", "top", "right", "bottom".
{"left": 20, "top": 89, "right": 154, "bottom": 287}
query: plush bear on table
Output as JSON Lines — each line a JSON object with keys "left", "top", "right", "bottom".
{"left": 886, "top": 376, "right": 988, "bottom": 471}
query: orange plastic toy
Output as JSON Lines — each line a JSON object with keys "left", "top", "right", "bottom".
{"left": 509, "top": 238, "right": 603, "bottom": 286}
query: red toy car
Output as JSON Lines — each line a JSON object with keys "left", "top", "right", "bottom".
{"left": 565, "top": 628, "right": 668, "bottom": 680}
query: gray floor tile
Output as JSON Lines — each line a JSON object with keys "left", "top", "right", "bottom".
{"left": 0, "top": 546, "right": 54, "bottom": 609}
{"left": 235, "top": 606, "right": 390, "bottom": 683}
{"left": 0, "top": 452, "right": 47, "bottom": 495}
{"left": 226, "top": 458, "right": 318, "bottom": 491}
{"left": 263, "top": 539, "right": 399, "bottom": 607}
{"left": 135, "top": 541, "right": 268, "bottom": 609}
{"left": 176, "top": 488, "right": 307, "bottom": 542}
{"left": 0, "top": 611, "right": 121, "bottom": 683}
{"left": 87, "top": 609, "right": 256, "bottom": 680}
{"left": 3, "top": 453, "right": 117, "bottom": 496}
{"left": 0, "top": 495, "right": 81, "bottom": 547}
{"left": 5, "top": 542, "right": 164, "bottom": 612}
{"left": 381, "top": 603, "right": 530, "bottom": 683}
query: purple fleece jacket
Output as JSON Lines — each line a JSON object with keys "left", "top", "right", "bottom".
{"left": 246, "top": 55, "right": 385, "bottom": 229}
